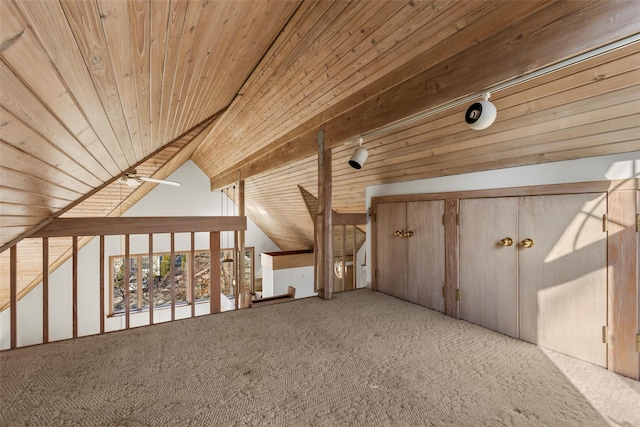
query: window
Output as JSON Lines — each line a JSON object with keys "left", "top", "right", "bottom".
{"left": 110, "top": 248, "right": 254, "bottom": 315}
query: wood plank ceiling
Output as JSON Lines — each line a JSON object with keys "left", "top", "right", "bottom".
{"left": 0, "top": 1, "right": 639, "bottom": 302}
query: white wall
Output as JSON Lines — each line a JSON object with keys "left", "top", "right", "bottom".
{"left": 363, "top": 152, "right": 640, "bottom": 287}
{"left": 0, "top": 161, "right": 279, "bottom": 349}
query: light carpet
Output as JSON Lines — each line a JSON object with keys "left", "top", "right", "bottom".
{"left": 1, "top": 289, "right": 638, "bottom": 426}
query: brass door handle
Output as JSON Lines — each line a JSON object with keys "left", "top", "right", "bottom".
{"left": 499, "top": 237, "right": 513, "bottom": 247}
{"left": 519, "top": 238, "right": 534, "bottom": 248}
{"left": 394, "top": 230, "right": 404, "bottom": 237}
{"left": 404, "top": 231, "right": 414, "bottom": 238}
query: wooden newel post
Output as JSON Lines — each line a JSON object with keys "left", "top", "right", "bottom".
{"left": 316, "top": 128, "right": 333, "bottom": 299}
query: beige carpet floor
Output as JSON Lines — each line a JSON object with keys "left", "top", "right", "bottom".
{"left": 1, "top": 289, "right": 638, "bottom": 426}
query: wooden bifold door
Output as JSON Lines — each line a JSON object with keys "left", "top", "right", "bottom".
{"left": 459, "top": 193, "right": 608, "bottom": 367}
{"left": 375, "top": 201, "right": 445, "bottom": 312}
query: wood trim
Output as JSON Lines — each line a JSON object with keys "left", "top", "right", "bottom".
{"left": 148, "top": 234, "right": 154, "bottom": 326}
{"left": 99, "top": 236, "right": 104, "bottom": 334}
{"left": 42, "top": 237, "right": 49, "bottom": 343}
{"left": 10, "top": 245, "right": 17, "bottom": 349}
{"left": 31, "top": 216, "right": 247, "bottom": 238}
{"left": 371, "top": 179, "right": 640, "bottom": 205}
{"left": 190, "top": 232, "right": 196, "bottom": 318}
{"left": 444, "top": 199, "right": 459, "bottom": 318}
{"left": 170, "top": 233, "right": 175, "bottom": 321}
{"left": 125, "top": 235, "right": 130, "bottom": 330}
{"left": 210, "top": 232, "right": 221, "bottom": 314}
{"left": 607, "top": 188, "right": 640, "bottom": 380}
{"left": 72, "top": 236, "right": 78, "bottom": 339}
{"left": 262, "top": 251, "right": 314, "bottom": 270}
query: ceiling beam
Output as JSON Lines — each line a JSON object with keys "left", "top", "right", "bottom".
{"left": 210, "top": 1, "right": 640, "bottom": 190}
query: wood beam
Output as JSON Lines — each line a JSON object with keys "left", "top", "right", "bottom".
{"left": 10, "top": 245, "right": 17, "bottom": 349}
{"left": 31, "top": 216, "right": 247, "bottom": 238}
{"left": 42, "top": 237, "right": 49, "bottom": 342}
{"left": 100, "top": 236, "right": 105, "bottom": 334}
{"left": 333, "top": 213, "right": 367, "bottom": 226}
{"left": 72, "top": 236, "right": 78, "bottom": 338}
{"left": 444, "top": 199, "right": 459, "bottom": 318}
{"left": 209, "top": 1, "right": 640, "bottom": 189}
{"left": 316, "top": 129, "right": 333, "bottom": 299}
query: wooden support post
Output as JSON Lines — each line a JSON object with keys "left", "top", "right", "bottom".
{"left": 191, "top": 232, "right": 196, "bottom": 318}
{"left": 210, "top": 231, "right": 221, "bottom": 314}
{"left": 316, "top": 128, "right": 333, "bottom": 299}
{"left": 10, "top": 245, "right": 17, "bottom": 349}
{"left": 234, "top": 230, "right": 239, "bottom": 310}
{"left": 352, "top": 224, "right": 357, "bottom": 290}
{"left": 444, "top": 199, "right": 459, "bottom": 318}
{"left": 125, "top": 235, "right": 130, "bottom": 330}
{"left": 170, "top": 233, "right": 176, "bottom": 321}
{"left": 99, "top": 236, "right": 105, "bottom": 334}
{"left": 43, "top": 237, "right": 49, "bottom": 343}
{"left": 238, "top": 178, "right": 247, "bottom": 306}
{"left": 72, "top": 236, "right": 78, "bottom": 338}
{"left": 342, "top": 224, "right": 346, "bottom": 292}
{"left": 148, "top": 234, "right": 154, "bottom": 325}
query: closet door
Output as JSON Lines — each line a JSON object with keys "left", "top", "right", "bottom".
{"left": 375, "top": 202, "right": 407, "bottom": 299}
{"left": 406, "top": 201, "right": 445, "bottom": 312}
{"left": 460, "top": 198, "right": 518, "bottom": 337}
{"left": 518, "top": 193, "right": 607, "bottom": 367}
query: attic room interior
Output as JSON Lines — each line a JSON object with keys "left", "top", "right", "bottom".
{"left": 0, "top": 0, "right": 639, "bottom": 425}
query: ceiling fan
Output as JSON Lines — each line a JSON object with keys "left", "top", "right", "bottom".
{"left": 117, "top": 170, "right": 181, "bottom": 187}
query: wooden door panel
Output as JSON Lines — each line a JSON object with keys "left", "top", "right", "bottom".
{"left": 406, "top": 200, "right": 445, "bottom": 312}
{"left": 518, "top": 193, "right": 607, "bottom": 367}
{"left": 460, "top": 198, "right": 518, "bottom": 337}
{"left": 375, "top": 202, "right": 406, "bottom": 299}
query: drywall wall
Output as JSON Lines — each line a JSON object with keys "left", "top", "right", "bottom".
{"left": 0, "top": 161, "right": 279, "bottom": 349}
{"left": 364, "top": 152, "right": 640, "bottom": 287}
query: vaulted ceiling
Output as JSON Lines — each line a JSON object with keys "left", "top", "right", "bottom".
{"left": 1, "top": 0, "right": 639, "bottom": 258}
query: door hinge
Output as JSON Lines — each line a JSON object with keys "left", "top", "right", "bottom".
{"left": 442, "top": 214, "right": 446, "bottom": 226}
{"left": 636, "top": 214, "right": 639, "bottom": 232}
{"left": 636, "top": 334, "right": 640, "bottom": 353}
{"left": 369, "top": 207, "right": 376, "bottom": 222}
{"left": 456, "top": 289, "right": 461, "bottom": 301}
{"left": 602, "top": 326, "right": 608, "bottom": 344}
{"left": 442, "top": 286, "right": 446, "bottom": 298}
{"left": 456, "top": 214, "right": 460, "bottom": 226}
{"left": 602, "top": 214, "right": 608, "bottom": 233}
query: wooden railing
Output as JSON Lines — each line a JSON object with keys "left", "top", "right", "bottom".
{"left": 4, "top": 216, "right": 246, "bottom": 350}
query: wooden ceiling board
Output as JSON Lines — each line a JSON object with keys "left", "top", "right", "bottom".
{"left": 0, "top": 0, "right": 299, "bottom": 250}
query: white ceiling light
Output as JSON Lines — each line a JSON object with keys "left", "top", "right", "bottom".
{"left": 465, "top": 92, "right": 497, "bottom": 130}
{"left": 349, "top": 138, "right": 368, "bottom": 170}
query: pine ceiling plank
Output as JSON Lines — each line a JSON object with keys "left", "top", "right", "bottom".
{"left": 0, "top": 167, "right": 84, "bottom": 202}
{"left": 188, "top": 1, "right": 302, "bottom": 137}
{"left": 149, "top": 0, "right": 171, "bottom": 150}
{"left": 157, "top": 0, "right": 199, "bottom": 146}
{"left": 15, "top": 0, "right": 132, "bottom": 168}
{"left": 0, "top": 202, "right": 55, "bottom": 217}
{"left": 0, "top": 108, "right": 102, "bottom": 190}
{"left": 0, "top": 65, "right": 111, "bottom": 187}
{"left": 0, "top": 141, "right": 95, "bottom": 194}
{"left": 0, "top": 186, "right": 72, "bottom": 209}
{"left": 0, "top": 1, "right": 117, "bottom": 180}
{"left": 207, "top": 0, "right": 637, "bottom": 189}
{"left": 161, "top": 0, "right": 215, "bottom": 143}
{"left": 0, "top": 216, "right": 43, "bottom": 228}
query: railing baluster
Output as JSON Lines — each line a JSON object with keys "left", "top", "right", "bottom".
{"left": 210, "top": 232, "right": 220, "bottom": 314}
{"left": 100, "top": 236, "right": 105, "bottom": 334}
{"left": 72, "top": 236, "right": 78, "bottom": 338}
{"left": 148, "top": 234, "right": 154, "bottom": 326}
{"left": 10, "top": 245, "right": 17, "bottom": 349}
{"left": 191, "top": 232, "right": 195, "bottom": 318}
{"left": 125, "top": 234, "right": 130, "bottom": 330}
{"left": 43, "top": 237, "right": 49, "bottom": 343}
{"left": 170, "top": 233, "right": 175, "bottom": 321}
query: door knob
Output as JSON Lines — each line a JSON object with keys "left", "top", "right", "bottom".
{"left": 404, "top": 231, "right": 414, "bottom": 238}
{"left": 499, "top": 237, "right": 514, "bottom": 247}
{"left": 394, "top": 230, "right": 404, "bottom": 237}
{"left": 519, "top": 238, "right": 534, "bottom": 248}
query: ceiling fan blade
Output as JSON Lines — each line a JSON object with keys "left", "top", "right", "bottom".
{"left": 139, "top": 176, "right": 181, "bottom": 187}
{"left": 117, "top": 176, "right": 141, "bottom": 187}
